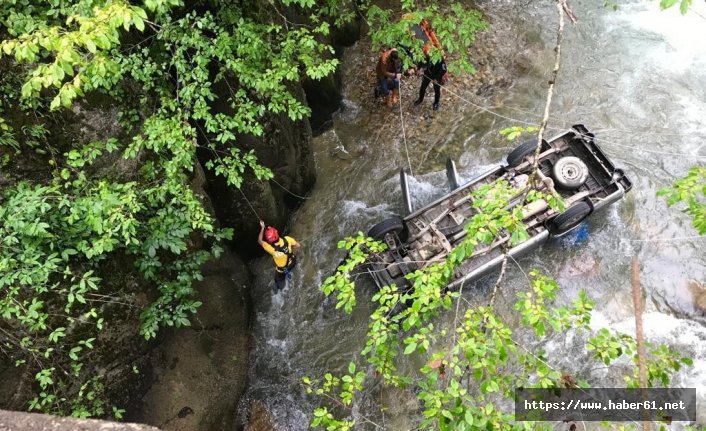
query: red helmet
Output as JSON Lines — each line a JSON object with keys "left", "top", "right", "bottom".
{"left": 264, "top": 227, "right": 279, "bottom": 243}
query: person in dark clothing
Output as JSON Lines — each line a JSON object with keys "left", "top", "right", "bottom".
{"left": 414, "top": 58, "right": 448, "bottom": 111}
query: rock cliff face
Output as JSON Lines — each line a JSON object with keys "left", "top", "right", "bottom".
{"left": 0, "top": 100, "right": 156, "bottom": 413}
{"left": 200, "top": 82, "right": 317, "bottom": 259}
{"left": 243, "top": 401, "right": 277, "bottom": 431}
{"left": 127, "top": 10, "right": 365, "bottom": 429}
{"left": 0, "top": 410, "right": 161, "bottom": 431}
{"left": 0, "top": 8, "right": 361, "bottom": 431}
{"left": 285, "top": 3, "right": 362, "bottom": 134}
{"left": 125, "top": 250, "right": 251, "bottom": 431}
{"left": 0, "top": 99, "right": 254, "bottom": 431}
{"left": 201, "top": 13, "right": 363, "bottom": 258}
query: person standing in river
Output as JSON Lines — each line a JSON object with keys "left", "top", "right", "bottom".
{"left": 376, "top": 48, "right": 402, "bottom": 108}
{"left": 413, "top": 57, "right": 448, "bottom": 111}
{"left": 412, "top": 19, "right": 448, "bottom": 111}
{"left": 258, "top": 220, "right": 300, "bottom": 292}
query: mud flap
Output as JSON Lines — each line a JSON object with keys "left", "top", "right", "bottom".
{"left": 446, "top": 158, "right": 460, "bottom": 191}
{"left": 400, "top": 168, "right": 413, "bottom": 215}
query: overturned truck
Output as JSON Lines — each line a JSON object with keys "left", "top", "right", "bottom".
{"left": 365, "top": 124, "right": 632, "bottom": 290}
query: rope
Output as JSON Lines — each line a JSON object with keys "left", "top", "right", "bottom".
{"left": 591, "top": 135, "right": 706, "bottom": 159}
{"left": 235, "top": 185, "right": 262, "bottom": 220}
{"left": 398, "top": 79, "right": 414, "bottom": 176}
{"left": 191, "top": 121, "right": 264, "bottom": 221}
{"left": 437, "top": 77, "right": 539, "bottom": 127}
{"left": 628, "top": 234, "right": 706, "bottom": 242}
{"left": 270, "top": 177, "right": 310, "bottom": 200}
{"left": 450, "top": 87, "right": 706, "bottom": 142}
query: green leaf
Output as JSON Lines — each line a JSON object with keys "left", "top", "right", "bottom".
{"left": 133, "top": 16, "right": 146, "bottom": 32}
{"left": 404, "top": 342, "right": 417, "bottom": 354}
{"left": 85, "top": 39, "right": 97, "bottom": 53}
{"left": 464, "top": 409, "right": 474, "bottom": 425}
{"left": 49, "top": 96, "right": 61, "bottom": 110}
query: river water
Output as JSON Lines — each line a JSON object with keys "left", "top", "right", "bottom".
{"left": 242, "top": 1, "right": 706, "bottom": 429}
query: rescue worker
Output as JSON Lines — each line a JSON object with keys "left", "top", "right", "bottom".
{"left": 258, "top": 220, "right": 300, "bottom": 292}
{"left": 413, "top": 58, "right": 447, "bottom": 111}
{"left": 376, "top": 48, "right": 402, "bottom": 108}
{"left": 412, "top": 20, "right": 448, "bottom": 111}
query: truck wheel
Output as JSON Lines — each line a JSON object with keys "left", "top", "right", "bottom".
{"left": 368, "top": 216, "right": 407, "bottom": 242}
{"left": 548, "top": 201, "right": 592, "bottom": 235}
{"left": 552, "top": 156, "right": 589, "bottom": 189}
{"left": 507, "top": 139, "right": 547, "bottom": 168}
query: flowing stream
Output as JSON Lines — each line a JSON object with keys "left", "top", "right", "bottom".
{"left": 241, "top": 1, "right": 706, "bottom": 428}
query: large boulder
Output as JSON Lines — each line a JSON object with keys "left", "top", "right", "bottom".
{"left": 126, "top": 250, "right": 252, "bottom": 431}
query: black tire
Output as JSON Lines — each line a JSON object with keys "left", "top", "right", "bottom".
{"left": 507, "top": 139, "right": 547, "bottom": 168}
{"left": 367, "top": 216, "right": 407, "bottom": 242}
{"left": 547, "top": 201, "right": 592, "bottom": 235}
{"left": 552, "top": 156, "right": 589, "bottom": 189}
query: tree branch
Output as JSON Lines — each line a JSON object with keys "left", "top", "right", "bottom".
{"left": 528, "top": 0, "right": 568, "bottom": 189}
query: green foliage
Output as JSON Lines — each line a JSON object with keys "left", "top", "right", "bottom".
{"left": 303, "top": 362, "right": 364, "bottom": 431}
{"left": 320, "top": 234, "right": 387, "bottom": 313}
{"left": 603, "top": 0, "right": 619, "bottom": 11}
{"left": 659, "top": 0, "right": 692, "bottom": 14}
{"left": 657, "top": 166, "right": 706, "bottom": 234}
{"left": 458, "top": 179, "right": 532, "bottom": 247}
{"left": 0, "top": 0, "right": 493, "bottom": 420}
{"left": 312, "top": 180, "right": 691, "bottom": 430}
{"left": 0, "top": 175, "right": 229, "bottom": 415}
{"left": 310, "top": 406, "right": 354, "bottom": 431}
{"left": 366, "top": 2, "right": 488, "bottom": 74}
{"left": 0, "top": 117, "right": 20, "bottom": 150}
{"left": 1, "top": 2, "right": 150, "bottom": 110}
{"left": 0, "top": 0, "right": 349, "bottom": 418}
{"left": 499, "top": 126, "right": 539, "bottom": 141}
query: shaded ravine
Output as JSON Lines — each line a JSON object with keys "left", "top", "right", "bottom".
{"left": 242, "top": 1, "right": 706, "bottom": 429}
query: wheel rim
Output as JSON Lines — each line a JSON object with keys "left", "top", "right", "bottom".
{"left": 552, "top": 156, "right": 589, "bottom": 189}
{"left": 559, "top": 163, "right": 582, "bottom": 182}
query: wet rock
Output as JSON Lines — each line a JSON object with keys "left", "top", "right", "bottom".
{"left": 0, "top": 367, "right": 30, "bottom": 412}
{"left": 686, "top": 280, "right": 706, "bottom": 313}
{"left": 303, "top": 72, "right": 343, "bottom": 135}
{"left": 292, "top": 8, "right": 363, "bottom": 134}
{"left": 330, "top": 143, "right": 353, "bottom": 160}
{"left": 244, "top": 400, "right": 276, "bottom": 431}
{"left": 379, "top": 386, "right": 420, "bottom": 429}
{"left": 560, "top": 254, "right": 600, "bottom": 278}
{"left": 177, "top": 407, "right": 194, "bottom": 419}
